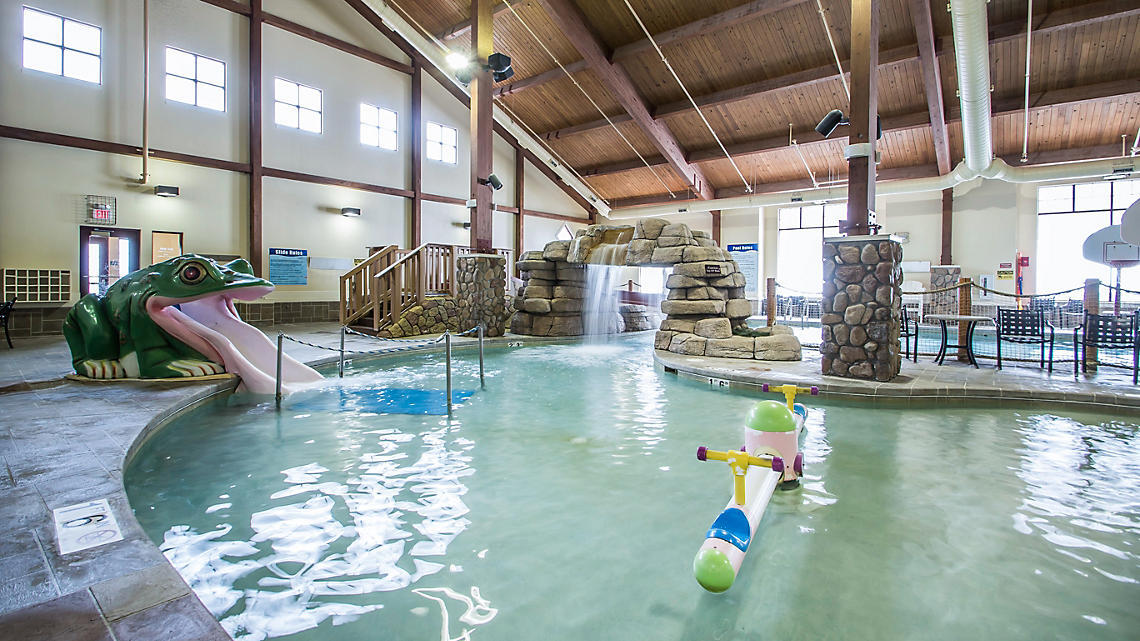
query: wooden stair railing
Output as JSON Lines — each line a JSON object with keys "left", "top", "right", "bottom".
{"left": 340, "top": 243, "right": 514, "bottom": 332}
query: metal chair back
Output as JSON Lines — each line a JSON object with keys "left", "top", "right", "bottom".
{"left": 997, "top": 308, "right": 1045, "bottom": 339}
{"left": 1081, "top": 312, "right": 1138, "bottom": 349}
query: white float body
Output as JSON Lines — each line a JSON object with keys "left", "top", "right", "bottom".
{"left": 694, "top": 405, "right": 805, "bottom": 591}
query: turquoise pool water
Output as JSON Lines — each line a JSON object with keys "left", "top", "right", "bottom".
{"left": 125, "top": 333, "right": 1140, "bottom": 641}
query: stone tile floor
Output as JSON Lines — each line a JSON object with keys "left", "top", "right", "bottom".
{"left": 0, "top": 322, "right": 1136, "bottom": 640}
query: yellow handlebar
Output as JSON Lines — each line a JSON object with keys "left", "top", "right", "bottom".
{"left": 696, "top": 446, "right": 779, "bottom": 505}
{"left": 762, "top": 383, "right": 819, "bottom": 411}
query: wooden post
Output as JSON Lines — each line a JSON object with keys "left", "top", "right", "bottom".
{"left": 514, "top": 144, "right": 524, "bottom": 277}
{"left": 469, "top": 0, "right": 494, "bottom": 252}
{"left": 249, "top": 0, "right": 263, "bottom": 276}
{"left": 416, "top": 253, "right": 426, "bottom": 306}
{"left": 449, "top": 245, "right": 459, "bottom": 298}
{"left": 957, "top": 277, "right": 971, "bottom": 362}
{"left": 390, "top": 269, "right": 402, "bottom": 327}
{"left": 845, "top": 0, "right": 879, "bottom": 236}
{"left": 711, "top": 210, "right": 722, "bottom": 246}
{"left": 1083, "top": 278, "right": 1100, "bottom": 371}
{"left": 411, "top": 61, "right": 423, "bottom": 248}
{"left": 766, "top": 277, "right": 776, "bottom": 327}
{"left": 940, "top": 188, "right": 953, "bottom": 265}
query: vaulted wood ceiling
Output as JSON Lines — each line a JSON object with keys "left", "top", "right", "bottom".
{"left": 386, "top": 0, "right": 1140, "bottom": 207}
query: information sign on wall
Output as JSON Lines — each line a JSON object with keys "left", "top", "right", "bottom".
{"left": 269, "top": 248, "right": 308, "bottom": 285}
{"left": 726, "top": 243, "right": 759, "bottom": 298}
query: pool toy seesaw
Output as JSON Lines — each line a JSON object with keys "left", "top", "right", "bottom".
{"left": 692, "top": 383, "right": 817, "bottom": 593}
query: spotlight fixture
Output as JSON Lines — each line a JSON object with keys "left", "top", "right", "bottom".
{"left": 445, "top": 52, "right": 470, "bottom": 70}
{"left": 340, "top": 207, "right": 361, "bottom": 217}
{"left": 153, "top": 185, "right": 179, "bottom": 197}
{"left": 814, "top": 110, "right": 883, "bottom": 140}
{"left": 462, "top": 222, "right": 472, "bottom": 230}
{"left": 478, "top": 173, "right": 504, "bottom": 191}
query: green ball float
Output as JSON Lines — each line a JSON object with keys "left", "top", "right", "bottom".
{"left": 693, "top": 548, "right": 735, "bottom": 593}
{"left": 744, "top": 399, "right": 796, "bottom": 432}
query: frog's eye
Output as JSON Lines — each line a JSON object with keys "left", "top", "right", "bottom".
{"left": 179, "top": 262, "right": 207, "bottom": 285}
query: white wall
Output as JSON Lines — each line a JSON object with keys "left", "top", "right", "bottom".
{"left": 0, "top": 0, "right": 588, "bottom": 307}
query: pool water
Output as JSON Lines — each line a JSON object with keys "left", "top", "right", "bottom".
{"left": 124, "top": 333, "right": 1140, "bottom": 641}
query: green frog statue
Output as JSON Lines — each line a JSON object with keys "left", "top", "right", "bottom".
{"left": 63, "top": 254, "right": 323, "bottom": 394}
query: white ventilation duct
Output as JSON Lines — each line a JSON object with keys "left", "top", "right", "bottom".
{"left": 607, "top": 0, "right": 1135, "bottom": 221}
{"left": 950, "top": 0, "right": 993, "bottom": 172}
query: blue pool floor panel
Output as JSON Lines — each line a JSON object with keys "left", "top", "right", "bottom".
{"left": 295, "top": 388, "right": 476, "bottom": 415}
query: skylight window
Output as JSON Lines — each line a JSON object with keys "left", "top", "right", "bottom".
{"left": 426, "top": 121, "right": 458, "bottom": 164}
{"left": 22, "top": 6, "right": 101, "bottom": 84}
{"left": 360, "top": 103, "right": 398, "bottom": 150}
{"left": 274, "top": 77, "right": 322, "bottom": 133}
{"left": 165, "top": 47, "right": 225, "bottom": 111}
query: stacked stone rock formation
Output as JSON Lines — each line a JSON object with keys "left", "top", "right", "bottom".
{"left": 624, "top": 218, "right": 721, "bottom": 266}
{"left": 820, "top": 236, "right": 903, "bottom": 381}
{"left": 376, "top": 298, "right": 458, "bottom": 338}
{"left": 457, "top": 255, "right": 509, "bottom": 337}
{"left": 510, "top": 242, "right": 589, "bottom": 336}
{"left": 928, "top": 265, "right": 961, "bottom": 315}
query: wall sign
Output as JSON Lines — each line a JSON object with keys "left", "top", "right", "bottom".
{"left": 704, "top": 264, "right": 722, "bottom": 276}
{"left": 726, "top": 243, "right": 759, "bottom": 298}
{"left": 269, "top": 248, "right": 308, "bottom": 285}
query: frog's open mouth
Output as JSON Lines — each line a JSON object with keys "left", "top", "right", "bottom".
{"left": 145, "top": 287, "right": 323, "bottom": 394}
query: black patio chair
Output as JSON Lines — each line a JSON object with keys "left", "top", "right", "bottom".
{"left": 1030, "top": 296, "right": 1057, "bottom": 325}
{"left": 1073, "top": 312, "right": 1139, "bottom": 383}
{"left": 0, "top": 296, "right": 14, "bottom": 349}
{"left": 996, "top": 308, "right": 1054, "bottom": 371}
{"left": 899, "top": 305, "right": 918, "bottom": 362}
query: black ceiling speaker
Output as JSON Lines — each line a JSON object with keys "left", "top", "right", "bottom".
{"left": 488, "top": 52, "right": 514, "bottom": 82}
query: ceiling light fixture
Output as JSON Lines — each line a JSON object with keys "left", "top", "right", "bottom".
{"left": 341, "top": 207, "right": 361, "bottom": 217}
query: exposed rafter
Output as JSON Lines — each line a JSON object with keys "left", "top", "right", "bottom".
{"left": 908, "top": 0, "right": 951, "bottom": 175}
{"left": 536, "top": 0, "right": 712, "bottom": 199}
{"left": 579, "top": 79, "right": 1140, "bottom": 177}
{"left": 438, "top": 1, "right": 510, "bottom": 41}
{"left": 537, "top": 0, "right": 1137, "bottom": 141}
{"left": 494, "top": 60, "right": 588, "bottom": 97}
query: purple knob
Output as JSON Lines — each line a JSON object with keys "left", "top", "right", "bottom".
{"left": 794, "top": 452, "right": 804, "bottom": 476}
{"left": 740, "top": 446, "right": 746, "bottom": 452}
{"left": 762, "top": 383, "right": 770, "bottom": 392}
{"left": 771, "top": 456, "right": 784, "bottom": 474}
{"left": 810, "top": 386, "right": 819, "bottom": 395}
{"left": 696, "top": 446, "right": 708, "bottom": 461}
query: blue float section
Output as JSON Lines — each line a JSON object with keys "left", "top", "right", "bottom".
{"left": 706, "top": 507, "right": 752, "bottom": 552}
{"left": 793, "top": 403, "right": 807, "bottom": 420}
{"left": 295, "top": 388, "right": 476, "bottom": 415}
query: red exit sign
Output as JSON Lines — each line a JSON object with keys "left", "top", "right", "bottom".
{"left": 90, "top": 207, "right": 112, "bottom": 221}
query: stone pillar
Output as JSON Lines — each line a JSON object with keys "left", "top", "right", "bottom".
{"left": 821, "top": 235, "right": 903, "bottom": 381}
{"left": 929, "top": 265, "right": 961, "bottom": 316}
{"left": 456, "top": 254, "right": 507, "bottom": 336}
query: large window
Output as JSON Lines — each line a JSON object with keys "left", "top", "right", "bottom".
{"left": 22, "top": 6, "right": 101, "bottom": 84}
{"left": 1036, "top": 179, "right": 1140, "bottom": 295}
{"left": 776, "top": 203, "right": 845, "bottom": 294}
{"left": 359, "top": 103, "right": 397, "bottom": 150}
{"left": 274, "top": 78, "right": 322, "bottom": 133}
{"left": 165, "top": 47, "right": 225, "bottom": 111}
{"left": 426, "top": 121, "right": 458, "bottom": 164}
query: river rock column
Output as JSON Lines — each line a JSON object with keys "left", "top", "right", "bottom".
{"left": 457, "top": 254, "right": 507, "bottom": 337}
{"left": 821, "top": 235, "right": 902, "bottom": 381}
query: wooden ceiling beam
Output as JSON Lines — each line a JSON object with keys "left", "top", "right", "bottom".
{"left": 610, "top": 0, "right": 807, "bottom": 62}
{"left": 537, "top": 0, "right": 712, "bottom": 199}
{"left": 908, "top": 0, "right": 951, "bottom": 175}
{"left": 537, "top": 0, "right": 1135, "bottom": 141}
{"left": 438, "top": 1, "right": 511, "bottom": 41}
{"left": 580, "top": 79, "right": 1139, "bottom": 177}
{"left": 495, "top": 60, "right": 589, "bottom": 97}
{"left": 609, "top": 140, "right": 1126, "bottom": 208}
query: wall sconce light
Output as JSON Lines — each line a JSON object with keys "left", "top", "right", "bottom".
{"left": 478, "top": 173, "right": 504, "bottom": 190}
{"left": 462, "top": 222, "right": 472, "bottom": 230}
{"left": 153, "top": 185, "right": 180, "bottom": 197}
{"left": 449, "top": 51, "right": 513, "bottom": 85}
{"left": 341, "top": 207, "right": 361, "bottom": 217}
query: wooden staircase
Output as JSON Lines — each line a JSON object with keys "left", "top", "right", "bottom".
{"left": 339, "top": 243, "right": 511, "bottom": 334}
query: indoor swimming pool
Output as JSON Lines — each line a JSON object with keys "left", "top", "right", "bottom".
{"left": 124, "top": 333, "right": 1139, "bottom": 641}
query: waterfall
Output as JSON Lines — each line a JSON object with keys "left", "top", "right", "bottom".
{"left": 583, "top": 263, "right": 625, "bottom": 338}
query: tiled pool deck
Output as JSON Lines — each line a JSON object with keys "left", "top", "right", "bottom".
{"left": 1, "top": 323, "right": 1136, "bottom": 640}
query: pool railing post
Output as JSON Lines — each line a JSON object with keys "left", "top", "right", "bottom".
{"left": 766, "top": 278, "right": 776, "bottom": 327}
{"left": 275, "top": 332, "right": 283, "bottom": 410}
{"left": 445, "top": 331, "right": 453, "bottom": 416}
{"left": 338, "top": 326, "right": 345, "bottom": 378}
{"left": 478, "top": 324, "right": 485, "bottom": 389}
